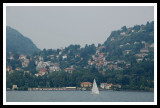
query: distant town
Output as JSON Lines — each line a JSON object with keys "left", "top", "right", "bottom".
{"left": 7, "top": 41, "right": 153, "bottom": 77}
{"left": 6, "top": 21, "right": 154, "bottom": 92}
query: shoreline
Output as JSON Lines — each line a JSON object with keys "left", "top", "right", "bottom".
{"left": 7, "top": 89, "right": 154, "bottom": 92}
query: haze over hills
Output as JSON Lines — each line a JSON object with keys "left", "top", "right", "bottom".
{"left": 6, "top": 21, "right": 154, "bottom": 91}
{"left": 6, "top": 26, "right": 41, "bottom": 55}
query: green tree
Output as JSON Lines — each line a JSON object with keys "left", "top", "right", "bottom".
{"left": 121, "top": 26, "right": 127, "bottom": 32}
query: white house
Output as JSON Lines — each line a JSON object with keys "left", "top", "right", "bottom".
{"left": 62, "top": 55, "right": 67, "bottom": 60}
{"left": 49, "top": 65, "right": 60, "bottom": 72}
{"left": 100, "top": 83, "right": 108, "bottom": 89}
{"left": 39, "top": 56, "right": 43, "bottom": 61}
{"left": 64, "top": 68, "right": 74, "bottom": 74}
{"left": 19, "top": 54, "right": 26, "bottom": 60}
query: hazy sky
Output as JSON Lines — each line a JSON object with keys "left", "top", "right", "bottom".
{"left": 6, "top": 6, "right": 154, "bottom": 50}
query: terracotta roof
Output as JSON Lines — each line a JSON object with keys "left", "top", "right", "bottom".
{"left": 81, "top": 82, "right": 92, "bottom": 85}
{"left": 39, "top": 68, "right": 47, "bottom": 72}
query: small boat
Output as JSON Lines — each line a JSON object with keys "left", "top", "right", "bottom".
{"left": 91, "top": 79, "right": 99, "bottom": 94}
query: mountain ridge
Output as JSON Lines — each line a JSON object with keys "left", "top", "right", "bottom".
{"left": 6, "top": 26, "right": 41, "bottom": 55}
{"left": 6, "top": 21, "right": 154, "bottom": 91}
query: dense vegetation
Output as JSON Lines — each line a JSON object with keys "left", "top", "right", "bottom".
{"left": 6, "top": 21, "right": 154, "bottom": 91}
{"left": 6, "top": 60, "right": 154, "bottom": 91}
{"left": 104, "top": 21, "right": 154, "bottom": 60}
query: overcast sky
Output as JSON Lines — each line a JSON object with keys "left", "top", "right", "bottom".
{"left": 6, "top": 6, "right": 154, "bottom": 50}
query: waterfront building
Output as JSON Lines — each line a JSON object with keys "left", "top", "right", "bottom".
{"left": 80, "top": 82, "right": 92, "bottom": 88}
{"left": 12, "top": 85, "right": 18, "bottom": 90}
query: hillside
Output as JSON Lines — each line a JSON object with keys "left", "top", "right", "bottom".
{"left": 6, "top": 21, "right": 154, "bottom": 91}
{"left": 6, "top": 26, "right": 41, "bottom": 55}
{"left": 103, "top": 21, "right": 154, "bottom": 60}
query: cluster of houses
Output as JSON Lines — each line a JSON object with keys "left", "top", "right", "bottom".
{"left": 88, "top": 46, "right": 107, "bottom": 69}
{"left": 121, "top": 41, "right": 153, "bottom": 63}
{"left": 110, "top": 25, "right": 153, "bottom": 63}
{"left": 6, "top": 27, "right": 153, "bottom": 77}
{"left": 135, "top": 42, "right": 153, "bottom": 62}
{"left": 121, "top": 41, "right": 153, "bottom": 62}
{"left": 80, "top": 82, "right": 121, "bottom": 90}
{"left": 19, "top": 54, "right": 30, "bottom": 68}
{"left": 88, "top": 46, "right": 126, "bottom": 73}
{"left": 21, "top": 82, "right": 121, "bottom": 91}
{"left": 110, "top": 26, "right": 142, "bottom": 42}
{"left": 6, "top": 51, "right": 77, "bottom": 77}
{"left": 35, "top": 57, "right": 61, "bottom": 77}
{"left": 9, "top": 82, "right": 121, "bottom": 91}
{"left": 120, "top": 25, "right": 146, "bottom": 36}
{"left": 7, "top": 39, "right": 153, "bottom": 77}
{"left": 35, "top": 56, "right": 76, "bottom": 76}
{"left": 7, "top": 53, "right": 31, "bottom": 74}
{"left": 87, "top": 40, "right": 153, "bottom": 74}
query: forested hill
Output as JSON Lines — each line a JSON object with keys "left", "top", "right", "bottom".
{"left": 6, "top": 21, "right": 154, "bottom": 91}
{"left": 103, "top": 21, "right": 154, "bottom": 60}
{"left": 6, "top": 26, "right": 41, "bottom": 55}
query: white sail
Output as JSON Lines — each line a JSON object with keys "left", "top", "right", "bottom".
{"left": 91, "top": 79, "right": 99, "bottom": 94}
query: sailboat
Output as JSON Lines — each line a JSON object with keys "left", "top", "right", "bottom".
{"left": 91, "top": 79, "right": 99, "bottom": 94}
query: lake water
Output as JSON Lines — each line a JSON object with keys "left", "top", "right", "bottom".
{"left": 6, "top": 91, "right": 154, "bottom": 102}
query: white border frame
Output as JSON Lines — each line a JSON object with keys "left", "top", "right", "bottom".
{"left": 3, "top": 3, "right": 157, "bottom": 105}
